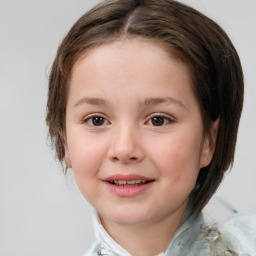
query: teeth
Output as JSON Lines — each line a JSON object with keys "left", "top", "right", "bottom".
{"left": 116, "top": 180, "right": 126, "bottom": 185}
{"left": 127, "top": 180, "right": 136, "bottom": 185}
{"left": 111, "top": 180, "right": 148, "bottom": 186}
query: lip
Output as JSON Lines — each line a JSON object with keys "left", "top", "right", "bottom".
{"left": 104, "top": 174, "right": 152, "bottom": 181}
{"left": 103, "top": 174, "right": 155, "bottom": 197}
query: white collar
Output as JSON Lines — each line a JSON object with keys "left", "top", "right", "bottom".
{"left": 91, "top": 203, "right": 203, "bottom": 256}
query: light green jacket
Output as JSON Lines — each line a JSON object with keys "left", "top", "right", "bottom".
{"left": 83, "top": 205, "right": 256, "bottom": 256}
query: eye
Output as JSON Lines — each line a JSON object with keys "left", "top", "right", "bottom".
{"left": 146, "top": 115, "right": 173, "bottom": 126}
{"left": 83, "top": 115, "right": 109, "bottom": 126}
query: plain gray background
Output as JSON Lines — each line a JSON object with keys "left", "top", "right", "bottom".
{"left": 0, "top": 0, "right": 255, "bottom": 255}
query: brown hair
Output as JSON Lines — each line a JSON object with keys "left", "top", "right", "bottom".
{"left": 46, "top": 0, "right": 244, "bottom": 213}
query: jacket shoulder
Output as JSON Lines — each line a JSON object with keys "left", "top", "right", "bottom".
{"left": 218, "top": 214, "right": 256, "bottom": 255}
{"left": 82, "top": 241, "right": 99, "bottom": 256}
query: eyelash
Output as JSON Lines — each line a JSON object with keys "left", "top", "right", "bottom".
{"left": 82, "top": 113, "right": 174, "bottom": 127}
{"left": 83, "top": 114, "right": 110, "bottom": 127}
{"left": 145, "top": 113, "right": 174, "bottom": 126}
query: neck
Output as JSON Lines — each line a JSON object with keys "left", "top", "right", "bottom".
{"left": 100, "top": 204, "right": 186, "bottom": 256}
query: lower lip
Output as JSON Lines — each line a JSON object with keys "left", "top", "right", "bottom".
{"left": 104, "top": 181, "right": 154, "bottom": 197}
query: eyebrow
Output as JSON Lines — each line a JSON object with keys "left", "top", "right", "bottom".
{"left": 74, "top": 97, "right": 109, "bottom": 108}
{"left": 142, "top": 97, "right": 187, "bottom": 110}
{"left": 74, "top": 96, "right": 187, "bottom": 110}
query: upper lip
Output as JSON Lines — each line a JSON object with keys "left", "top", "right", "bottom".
{"left": 103, "top": 174, "right": 153, "bottom": 182}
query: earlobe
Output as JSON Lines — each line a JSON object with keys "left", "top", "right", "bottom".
{"left": 64, "top": 146, "right": 72, "bottom": 168}
{"left": 61, "top": 132, "right": 72, "bottom": 168}
{"left": 200, "top": 118, "right": 219, "bottom": 168}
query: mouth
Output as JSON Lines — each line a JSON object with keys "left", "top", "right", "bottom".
{"left": 103, "top": 174, "right": 155, "bottom": 197}
{"left": 107, "top": 179, "right": 152, "bottom": 187}
{"left": 104, "top": 174, "right": 154, "bottom": 186}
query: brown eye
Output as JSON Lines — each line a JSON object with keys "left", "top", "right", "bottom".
{"left": 84, "top": 116, "right": 109, "bottom": 126}
{"left": 91, "top": 116, "right": 105, "bottom": 126}
{"left": 151, "top": 116, "right": 165, "bottom": 126}
{"left": 147, "top": 115, "right": 173, "bottom": 126}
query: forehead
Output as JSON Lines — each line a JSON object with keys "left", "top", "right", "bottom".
{"left": 68, "top": 38, "right": 196, "bottom": 108}
{"left": 71, "top": 38, "right": 192, "bottom": 85}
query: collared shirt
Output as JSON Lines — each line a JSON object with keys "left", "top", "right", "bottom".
{"left": 83, "top": 206, "right": 256, "bottom": 256}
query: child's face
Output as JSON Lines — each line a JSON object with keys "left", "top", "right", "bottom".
{"left": 65, "top": 38, "right": 214, "bottom": 227}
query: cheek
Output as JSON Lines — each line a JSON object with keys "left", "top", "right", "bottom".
{"left": 149, "top": 130, "right": 203, "bottom": 178}
{"left": 67, "top": 132, "right": 107, "bottom": 177}
{"left": 67, "top": 133, "right": 109, "bottom": 203}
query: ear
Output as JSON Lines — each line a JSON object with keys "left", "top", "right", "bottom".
{"left": 61, "top": 131, "right": 72, "bottom": 168}
{"left": 200, "top": 118, "right": 219, "bottom": 168}
{"left": 64, "top": 145, "right": 72, "bottom": 168}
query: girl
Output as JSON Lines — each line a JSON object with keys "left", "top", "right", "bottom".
{"left": 46, "top": 0, "right": 256, "bottom": 255}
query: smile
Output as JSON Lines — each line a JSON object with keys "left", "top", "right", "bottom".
{"left": 103, "top": 174, "right": 155, "bottom": 197}
{"left": 108, "top": 180, "right": 148, "bottom": 187}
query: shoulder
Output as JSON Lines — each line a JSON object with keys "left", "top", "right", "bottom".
{"left": 82, "top": 241, "right": 100, "bottom": 256}
{"left": 218, "top": 214, "right": 256, "bottom": 255}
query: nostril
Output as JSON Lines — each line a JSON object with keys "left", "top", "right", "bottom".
{"left": 112, "top": 156, "right": 119, "bottom": 162}
{"left": 111, "top": 156, "right": 137, "bottom": 161}
{"left": 110, "top": 156, "right": 139, "bottom": 163}
{"left": 108, "top": 145, "right": 144, "bottom": 163}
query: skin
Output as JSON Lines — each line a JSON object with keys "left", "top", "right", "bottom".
{"left": 64, "top": 38, "right": 217, "bottom": 255}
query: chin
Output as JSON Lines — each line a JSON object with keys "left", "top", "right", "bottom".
{"left": 110, "top": 215, "right": 149, "bottom": 226}
{"left": 101, "top": 206, "right": 157, "bottom": 227}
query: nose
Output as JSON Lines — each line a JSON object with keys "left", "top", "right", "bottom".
{"left": 107, "top": 124, "right": 145, "bottom": 164}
